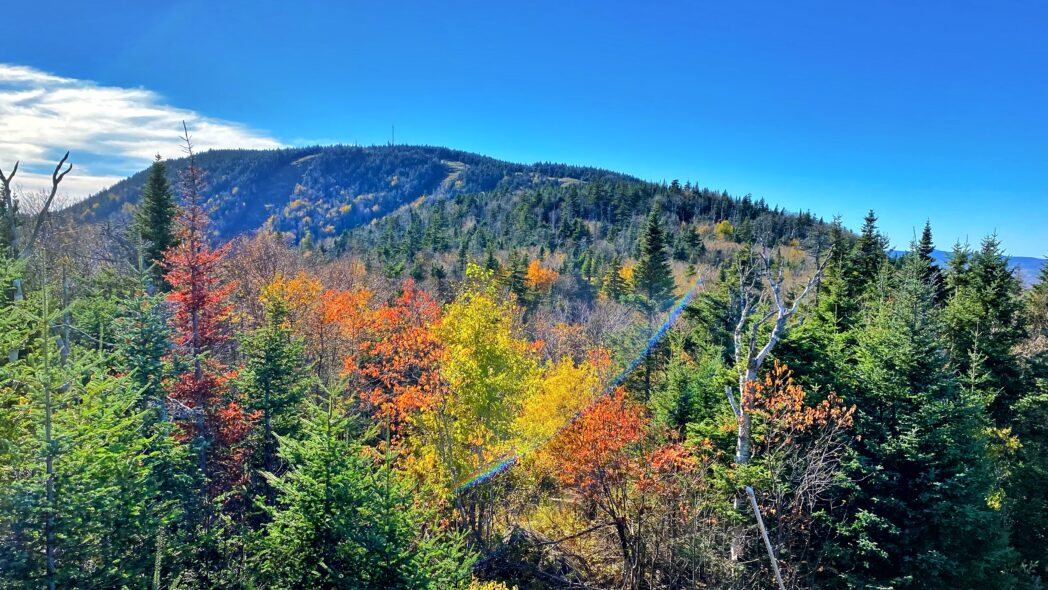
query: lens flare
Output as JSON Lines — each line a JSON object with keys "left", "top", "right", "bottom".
{"left": 455, "top": 274, "right": 704, "bottom": 493}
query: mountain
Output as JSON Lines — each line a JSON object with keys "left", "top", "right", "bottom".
{"left": 67, "top": 145, "right": 636, "bottom": 243}
{"left": 65, "top": 145, "right": 827, "bottom": 288}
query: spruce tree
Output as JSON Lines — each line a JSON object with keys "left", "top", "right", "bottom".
{"left": 633, "top": 211, "right": 675, "bottom": 313}
{"left": 238, "top": 296, "right": 311, "bottom": 509}
{"left": 1027, "top": 257, "right": 1048, "bottom": 336}
{"left": 601, "top": 257, "right": 630, "bottom": 302}
{"left": 944, "top": 234, "right": 1025, "bottom": 423}
{"left": 829, "top": 249, "right": 1017, "bottom": 589}
{"left": 916, "top": 220, "right": 947, "bottom": 304}
{"left": 252, "top": 389, "right": 475, "bottom": 588}
{"left": 848, "top": 209, "right": 889, "bottom": 296}
{"left": 133, "top": 156, "right": 177, "bottom": 287}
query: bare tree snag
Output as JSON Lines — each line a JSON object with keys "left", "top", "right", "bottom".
{"left": 726, "top": 245, "right": 825, "bottom": 561}
{"left": 1, "top": 153, "right": 73, "bottom": 363}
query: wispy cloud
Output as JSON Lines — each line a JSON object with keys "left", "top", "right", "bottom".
{"left": 0, "top": 64, "right": 283, "bottom": 201}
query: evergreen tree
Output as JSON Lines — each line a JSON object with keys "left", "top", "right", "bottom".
{"left": 916, "top": 220, "right": 947, "bottom": 304}
{"left": 133, "top": 156, "right": 178, "bottom": 288}
{"left": 944, "top": 241, "right": 972, "bottom": 296}
{"left": 1027, "top": 257, "right": 1048, "bottom": 336}
{"left": 828, "top": 250, "right": 1016, "bottom": 589}
{"left": 114, "top": 265, "right": 172, "bottom": 420}
{"left": 601, "top": 257, "right": 630, "bottom": 302}
{"left": 633, "top": 211, "right": 675, "bottom": 313}
{"left": 944, "top": 234, "right": 1026, "bottom": 423}
{"left": 252, "top": 390, "right": 475, "bottom": 589}
{"left": 848, "top": 209, "right": 889, "bottom": 298}
{"left": 238, "top": 295, "right": 311, "bottom": 509}
{"left": 0, "top": 279, "right": 189, "bottom": 588}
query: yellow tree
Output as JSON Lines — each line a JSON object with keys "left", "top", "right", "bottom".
{"left": 417, "top": 264, "right": 540, "bottom": 544}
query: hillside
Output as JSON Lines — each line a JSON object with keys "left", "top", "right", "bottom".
{"left": 66, "top": 145, "right": 637, "bottom": 242}
{"left": 66, "top": 144, "right": 828, "bottom": 293}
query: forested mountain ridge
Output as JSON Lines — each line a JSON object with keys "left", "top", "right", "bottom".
{"left": 67, "top": 144, "right": 828, "bottom": 294}
{"left": 66, "top": 145, "right": 638, "bottom": 242}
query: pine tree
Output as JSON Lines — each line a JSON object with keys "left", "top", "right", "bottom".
{"left": 133, "top": 156, "right": 178, "bottom": 288}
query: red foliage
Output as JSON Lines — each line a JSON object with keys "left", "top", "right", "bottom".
{"left": 350, "top": 280, "right": 445, "bottom": 431}
{"left": 163, "top": 157, "right": 251, "bottom": 497}
{"left": 547, "top": 389, "right": 646, "bottom": 500}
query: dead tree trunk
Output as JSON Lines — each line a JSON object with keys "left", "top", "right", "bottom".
{"left": 726, "top": 246, "right": 824, "bottom": 562}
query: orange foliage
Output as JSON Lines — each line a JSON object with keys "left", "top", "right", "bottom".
{"left": 524, "top": 260, "right": 559, "bottom": 292}
{"left": 350, "top": 280, "right": 445, "bottom": 431}
{"left": 747, "top": 361, "right": 855, "bottom": 432}
{"left": 547, "top": 390, "right": 646, "bottom": 499}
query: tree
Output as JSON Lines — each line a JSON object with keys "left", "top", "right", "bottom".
{"left": 725, "top": 246, "right": 824, "bottom": 561}
{"left": 351, "top": 279, "right": 443, "bottom": 435}
{"left": 944, "top": 234, "right": 1026, "bottom": 423}
{"left": 916, "top": 220, "right": 947, "bottom": 304}
{"left": 238, "top": 294, "right": 311, "bottom": 509}
{"left": 134, "top": 156, "right": 178, "bottom": 288}
{"left": 601, "top": 257, "right": 631, "bottom": 302}
{"left": 114, "top": 264, "right": 173, "bottom": 420}
{"left": 633, "top": 211, "right": 675, "bottom": 313}
{"left": 252, "top": 388, "right": 475, "bottom": 589}
{"left": 418, "top": 264, "right": 540, "bottom": 544}
{"left": 633, "top": 211, "right": 676, "bottom": 399}
{"left": 829, "top": 249, "right": 1016, "bottom": 589}
{"left": 524, "top": 259, "right": 558, "bottom": 294}
{"left": 0, "top": 277, "right": 188, "bottom": 589}
{"left": 849, "top": 209, "right": 889, "bottom": 292}
{"left": 545, "top": 390, "right": 648, "bottom": 589}
{"left": 163, "top": 129, "right": 247, "bottom": 510}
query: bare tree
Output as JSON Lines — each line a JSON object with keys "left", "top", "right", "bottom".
{"left": 1, "top": 153, "right": 73, "bottom": 362}
{"left": 724, "top": 245, "right": 825, "bottom": 562}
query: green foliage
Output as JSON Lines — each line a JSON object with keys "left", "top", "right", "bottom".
{"left": 828, "top": 252, "right": 1017, "bottom": 589}
{"left": 252, "top": 393, "right": 475, "bottom": 589}
{"left": 633, "top": 211, "right": 675, "bottom": 313}
{"left": 237, "top": 296, "right": 311, "bottom": 507}
{"left": 133, "top": 158, "right": 178, "bottom": 287}
{"left": 0, "top": 282, "right": 190, "bottom": 588}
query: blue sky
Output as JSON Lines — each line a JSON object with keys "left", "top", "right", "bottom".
{"left": 3, "top": 0, "right": 1046, "bottom": 255}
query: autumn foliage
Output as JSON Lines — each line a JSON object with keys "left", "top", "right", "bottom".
{"left": 164, "top": 156, "right": 251, "bottom": 497}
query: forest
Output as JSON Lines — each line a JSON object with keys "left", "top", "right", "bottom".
{"left": 1, "top": 141, "right": 1047, "bottom": 590}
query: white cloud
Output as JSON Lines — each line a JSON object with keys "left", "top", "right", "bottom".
{"left": 0, "top": 63, "right": 283, "bottom": 201}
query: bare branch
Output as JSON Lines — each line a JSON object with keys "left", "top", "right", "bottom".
{"left": 725, "top": 385, "right": 742, "bottom": 418}
{"left": 18, "top": 152, "right": 72, "bottom": 259}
